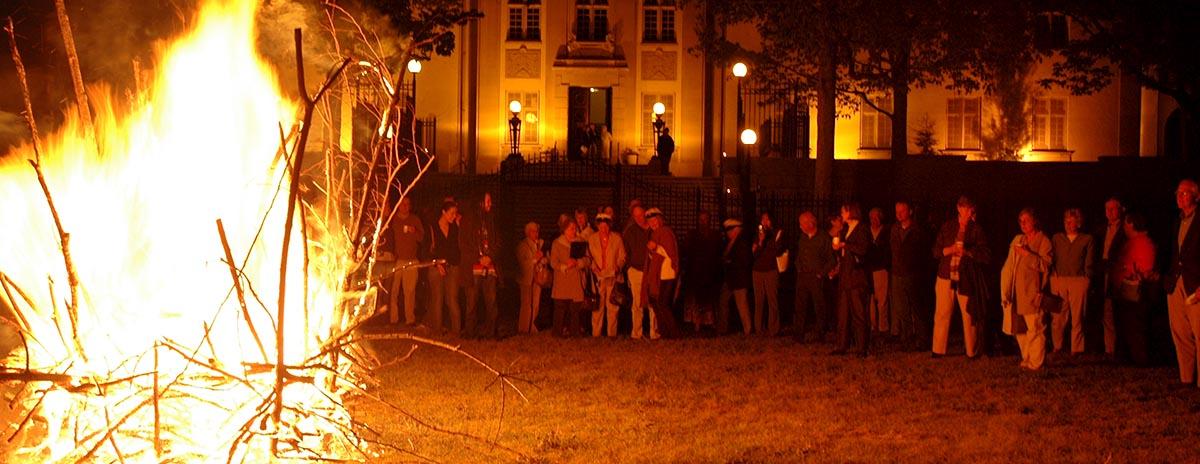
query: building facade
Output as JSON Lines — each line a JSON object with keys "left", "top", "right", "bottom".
{"left": 406, "top": 1, "right": 1179, "bottom": 177}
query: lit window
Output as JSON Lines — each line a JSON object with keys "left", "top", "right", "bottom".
{"left": 859, "top": 97, "right": 892, "bottom": 149}
{"left": 947, "top": 97, "right": 981, "bottom": 150}
{"left": 576, "top": 0, "right": 609, "bottom": 42}
{"left": 643, "top": 0, "right": 676, "bottom": 43}
{"left": 508, "top": 0, "right": 541, "bottom": 41}
{"left": 507, "top": 92, "right": 540, "bottom": 144}
{"left": 642, "top": 94, "right": 675, "bottom": 146}
{"left": 1033, "top": 98, "right": 1067, "bottom": 150}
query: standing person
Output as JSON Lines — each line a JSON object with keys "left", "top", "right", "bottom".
{"left": 462, "top": 193, "right": 501, "bottom": 339}
{"left": 644, "top": 208, "right": 680, "bottom": 339}
{"left": 1050, "top": 208, "right": 1094, "bottom": 356}
{"left": 794, "top": 211, "right": 835, "bottom": 343}
{"left": 516, "top": 221, "right": 545, "bottom": 334}
{"left": 426, "top": 201, "right": 462, "bottom": 336}
{"left": 752, "top": 212, "right": 786, "bottom": 336}
{"left": 575, "top": 208, "right": 596, "bottom": 241}
{"left": 825, "top": 213, "right": 846, "bottom": 337}
{"left": 890, "top": 201, "right": 928, "bottom": 350}
{"left": 388, "top": 196, "right": 424, "bottom": 326}
{"left": 1112, "top": 212, "right": 1156, "bottom": 366}
{"left": 832, "top": 202, "right": 872, "bottom": 357}
{"left": 588, "top": 212, "right": 626, "bottom": 337}
{"left": 683, "top": 211, "right": 723, "bottom": 333}
{"left": 718, "top": 219, "right": 754, "bottom": 335}
{"left": 866, "top": 207, "right": 892, "bottom": 337}
{"left": 656, "top": 127, "right": 675, "bottom": 175}
{"left": 1000, "top": 208, "right": 1054, "bottom": 371}
{"left": 931, "top": 196, "right": 992, "bottom": 359}
{"left": 1167, "top": 179, "right": 1200, "bottom": 388}
{"left": 551, "top": 221, "right": 589, "bottom": 337}
{"left": 624, "top": 205, "right": 654, "bottom": 339}
{"left": 1096, "top": 197, "right": 1127, "bottom": 359}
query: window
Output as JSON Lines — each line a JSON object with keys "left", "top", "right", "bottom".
{"left": 643, "top": 0, "right": 677, "bottom": 43}
{"left": 859, "top": 97, "right": 892, "bottom": 149}
{"left": 1033, "top": 98, "right": 1066, "bottom": 150}
{"left": 947, "top": 97, "right": 981, "bottom": 150}
{"left": 507, "top": 92, "right": 540, "bottom": 144}
{"left": 575, "top": 0, "right": 609, "bottom": 42}
{"left": 1034, "top": 13, "right": 1068, "bottom": 49}
{"left": 507, "top": 0, "right": 541, "bottom": 41}
{"left": 642, "top": 94, "right": 674, "bottom": 146}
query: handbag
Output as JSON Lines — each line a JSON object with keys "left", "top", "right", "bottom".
{"left": 533, "top": 258, "right": 552, "bottom": 287}
{"left": 610, "top": 272, "right": 631, "bottom": 307}
{"left": 582, "top": 270, "right": 600, "bottom": 308}
{"left": 776, "top": 250, "right": 790, "bottom": 273}
{"left": 1035, "top": 290, "right": 1064, "bottom": 313}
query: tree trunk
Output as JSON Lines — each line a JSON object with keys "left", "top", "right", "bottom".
{"left": 815, "top": 46, "right": 837, "bottom": 200}
{"left": 890, "top": 46, "right": 911, "bottom": 160}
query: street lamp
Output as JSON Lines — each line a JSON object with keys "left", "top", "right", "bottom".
{"left": 407, "top": 59, "right": 421, "bottom": 113}
{"left": 739, "top": 128, "right": 757, "bottom": 222}
{"left": 507, "top": 100, "right": 523, "bottom": 162}
{"left": 652, "top": 101, "right": 667, "bottom": 157}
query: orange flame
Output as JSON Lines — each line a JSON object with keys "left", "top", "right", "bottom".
{"left": 1, "top": 0, "right": 359, "bottom": 461}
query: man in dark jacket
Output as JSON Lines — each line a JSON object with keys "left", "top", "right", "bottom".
{"left": 794, "top": 211, "right": 835, "bottom": 342}
{"left": 461, "top": 192, "right": 501, "bottom": 339}
{"left": 718, "top": 219, "right": 754, "bottom": 335}
{"left": 1167, "top": 180, "right": 1200, "bottom": 387}
{"left": 889, "top": 201, "right": 929, "bottom": 350}
{"left": 1095, "top": 197, "right": 1127, "bottom": 358}
{"left": 833, "top": 202, "right": 872, "bottom": 357}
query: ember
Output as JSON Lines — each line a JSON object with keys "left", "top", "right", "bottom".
{"left": 0, "top": 0, "right": 385, "bottom": 461}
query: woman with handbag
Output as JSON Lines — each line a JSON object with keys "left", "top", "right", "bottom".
{"left": 1000, "top": 208, "right": 1054, "bottom": 371}
{"left": 517, "top": 221, "right": 548, "bottom": 334}
{"left": 588, "top": 212, "right": 627, "bottom": 337}
{"left": 551, "top": 220, "right": 590, "bottom": 337}
{"left": 1111, "top": 212, "right": 1157, "bottom": 366}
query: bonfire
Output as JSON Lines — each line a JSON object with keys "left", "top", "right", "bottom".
{"left": 0, "top": 0, "right": 509, "bottom": 462}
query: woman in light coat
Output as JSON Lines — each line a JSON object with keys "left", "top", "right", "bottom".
{"left": 550, "top": 221, "right": 590, "bottom": 337}
{"left": 588, "top": 212, "right": 626, "bottom": 337}
{"left": 516, "top": 221, "right": 545, "bottom": 334}
{"left": 1001, "top": 208, "right": 1054, "bottom": 370}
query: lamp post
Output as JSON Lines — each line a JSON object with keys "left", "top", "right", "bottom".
{"left": 652, "top": 101, "right": 666, "bottom": 157}
{"left": 740, "top": 128, "right": 757, "bottom": 220}
{"left": 732, "top": 62, "right": 748, "bottom": 161}
{"left": 507, "top": 100, "right": 523, "bottom": 162}
{"left": 406, "top": 59, "right": 422, "bottom": 112}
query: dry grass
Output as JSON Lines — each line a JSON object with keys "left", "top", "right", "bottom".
{"left": 351, "top": 334, "right": 1200, "bottom": 463}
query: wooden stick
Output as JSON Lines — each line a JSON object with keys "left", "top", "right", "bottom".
{"left": 8, "top": 18, "right": 86, "bottom": 361}
{"left": 217, "top": 219, "right": 270, "bottom": 363}
{"left": 52, "top": 0, "right": 99, "bottom": 156}
{"left": 153, "top": 342, "right": 161, "bottom": 459}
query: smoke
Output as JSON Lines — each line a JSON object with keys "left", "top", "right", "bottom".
{"left": 0, "top": 111, "right": 26, "bottom": 154}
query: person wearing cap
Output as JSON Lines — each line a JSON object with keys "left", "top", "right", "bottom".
{"left": 624, "top": 205, "right": 654, "bottom": 338}
{"left": 683, "top": 211, "right": 723, "bottom": 333}
{"left": 794, "top": 211, "right": 835, "bottom": 342}
{"left": 932, "top": 195, "right": 991, "bottom": 358}
{"left": 589, "top": 212, "right": 627, "bottom": 337}
{"left": 719, "top": 218, "right": 754, "bottom": 335}
{"left": 644, "top": 208, "right": 680, "bottom": 339}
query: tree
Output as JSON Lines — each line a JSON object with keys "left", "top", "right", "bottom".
{"left": 1052, "top": 0, "right": 1200, "bottom": 153}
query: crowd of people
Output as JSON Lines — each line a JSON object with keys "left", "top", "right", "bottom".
{"left": 384, "top": 179, "right": 1200, "bottom": 386}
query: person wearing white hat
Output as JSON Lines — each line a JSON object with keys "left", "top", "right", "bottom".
{"left": 589, "top": 212, "right": 627, "bottom": 337}
{"left": 623, "top": 205, "right": 654, "bottom": 338}
{"left": 644, "top": 208, "right": 680, "bottom": 338}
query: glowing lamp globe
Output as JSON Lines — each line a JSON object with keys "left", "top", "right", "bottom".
{"left": 509, "top": 100, "right": 522, "bottom": 114}
{"left": 406, "top": 59, "right": 422, "bottom": 74}
{"left": 740, "top": 128, "right": 758, "bottom": 145}
{"left": 732, "top": 62, "right": 748, "bottom": 78}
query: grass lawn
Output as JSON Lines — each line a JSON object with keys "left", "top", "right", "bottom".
{"left": 351, "top": 334, "right": 1200, "bottom": 463}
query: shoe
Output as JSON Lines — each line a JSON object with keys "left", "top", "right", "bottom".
{"left": 931, "top": 352, "right": 945, "bottom": 359}
{"left": 830, "top": 349, "right": 848, "bottom": 356}
{"left": 966, "top": 353, "right": 980, "bottom": 361}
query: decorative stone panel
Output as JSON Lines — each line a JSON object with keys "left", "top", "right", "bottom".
{"left": 506, "top": 46, "right": 541, "bottom": 79}
{"left": 640, "top": 49, "right": 677, "bottom": 81}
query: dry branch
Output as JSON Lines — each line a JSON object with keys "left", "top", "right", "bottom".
{"left": 52, "top": 0, "right": 99, "bottom": 155}
{"left": 217, "top": 219, "right": 270, "bottom": 363}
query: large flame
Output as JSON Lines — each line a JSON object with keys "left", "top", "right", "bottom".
{"left": 1, "top": 0, "right": 358, "bottom": 461}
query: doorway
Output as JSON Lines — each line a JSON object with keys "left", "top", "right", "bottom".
{"left": 567, "top": 86, "right": 612, "bottom": 160}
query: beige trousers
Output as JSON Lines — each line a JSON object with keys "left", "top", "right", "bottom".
{"left": 388, "top": 260, "right": 420, "bottom": 324}
{"left": 870, "top": 269, "right": 890, "bottom": 332}
{"left": 591, "top": 277, "right": 619, "bottom": 337}
{"left": 933, "top": 278, "right": 977, "bottom": 356}
{"left": 1168, "top": 278, "right": 1200, "bottom": 384}
{"left": 1016, "top": 312, "right": 1046, "bottom": 370}
{"left": 1050, "top": 276, "right": 1090, "bottom": 353}
{"left": 518, "top": 283, "right": 543, "bottom": 333}
{"left": 629, "top": 268, "right": 658, "bottom": 339}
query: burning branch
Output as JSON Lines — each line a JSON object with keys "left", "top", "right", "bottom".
{"left": 51, "top": 0, "right": 99, "bottom": 156}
